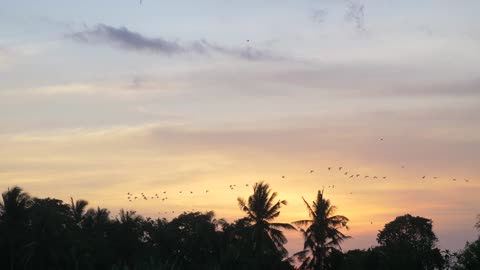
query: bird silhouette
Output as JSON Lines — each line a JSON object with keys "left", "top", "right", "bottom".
{"left": 339, "top": 167, "right": 343, "bottom": 170}
{"left": 328, "top": 167, "right": 331, "bottom": 170}
{"left": 310, "top": 170, "right": 314, "bottom": 173}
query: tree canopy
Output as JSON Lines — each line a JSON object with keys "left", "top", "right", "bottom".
{"left": 1, "top": 185, "right": 478, "bottom": 270}
{"left": 376, "top": 214, "right": 444, "bottom": 270}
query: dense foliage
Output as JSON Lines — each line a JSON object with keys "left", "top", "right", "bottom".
{"left": 0, "top": 185, "right": 478, "bottom": 270}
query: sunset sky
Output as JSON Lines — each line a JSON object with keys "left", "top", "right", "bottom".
{"left": 1, "top": 0, "right": 479, "bottom": 253}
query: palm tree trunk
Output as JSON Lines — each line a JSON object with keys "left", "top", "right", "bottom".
{"left": 9, "top": 238, "right": 15, "bottom": 270}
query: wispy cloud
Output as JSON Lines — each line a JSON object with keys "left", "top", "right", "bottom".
{"left": 66, "top": 24, "right": 276, "bottom": 61}
{"left": 310, "top": 9, "right": 328, "bottom": 24}
{"left": 344, "top": 0, "right": 366, "bottom": 32}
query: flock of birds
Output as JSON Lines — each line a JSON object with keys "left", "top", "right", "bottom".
{"left": 127, "top": 165, "right": 470, "bottom": 211}
{"left": 122, "top": 138, "right": 473, "bottom": 224}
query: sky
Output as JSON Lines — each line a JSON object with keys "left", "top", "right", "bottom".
{"left": 1, "top": 0, "right": 480, "bottom": 253}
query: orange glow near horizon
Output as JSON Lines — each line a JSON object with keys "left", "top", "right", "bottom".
{"left": 1, "top": 125, "right": 478, "bottom": 253}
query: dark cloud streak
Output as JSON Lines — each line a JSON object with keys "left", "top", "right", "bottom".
{"left": 66, "top": 24, "right": 276, "bottom": 61}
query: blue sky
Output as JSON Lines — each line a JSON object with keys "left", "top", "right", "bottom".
{"left": 1, "top": 0, "right": 480, "bottom": 252}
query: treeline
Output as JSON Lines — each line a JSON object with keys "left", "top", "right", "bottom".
{"left": 0, "top": 182, "right": 479, "bottom": 270}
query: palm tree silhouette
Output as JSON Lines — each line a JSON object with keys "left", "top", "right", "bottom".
{"left": 85, "top": 206, "right": 110, "bottom": 226}
{"left": 237, "top": 182, "right": 295, "bottom": 260}
{"left": 293, "top": 190, "right": 350, "bottom": 270}
{"left": 0, "top": 186, "right": 32, "bottom": 270}
{"left": 69, "top": 197, "right": 89, "bottom": 226}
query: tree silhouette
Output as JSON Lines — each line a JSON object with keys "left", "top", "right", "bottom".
{"left": 293, "top": 190, "right": 350, "bottom": 270}
{"left": 69, "top": 197, "right": 89, "bottom": 227}
{"left": 0, "top": 186, "right": 32, "bottom": 270}
{"left": 476, "top": 214, "right": 480, "bottom": 232}
{"left": 24, "top": 198, "right": 73, "bottom": 270}
{"left": 237, "top": 182, "right": 295, "bottom": 267}
{"left": 1, "top": 185, "right": 478, "bottom": 270}
{"left": 377, "top": 214, "right": 444, "bottom": 270}
{"left": 454, "top": 238, "right": 480, "bottom": 270}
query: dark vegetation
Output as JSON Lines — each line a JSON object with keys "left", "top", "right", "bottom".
{"left": 1, "top": 183, "right": 479, "bottom": 270}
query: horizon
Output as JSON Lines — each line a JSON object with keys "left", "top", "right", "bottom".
{"left": 1, "top": 0, "right": 479, "bottom": 256}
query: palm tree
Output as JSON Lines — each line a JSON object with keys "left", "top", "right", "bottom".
{"left": 117, "top": 209, "right": 143, "bottom": 225}
{"left": 237, "top": 182, "right": 295, "bottom": 259}
{"left": 0, "top": 186, "right": 32, "bottom": 270}
{"left": 69, "top": 197, "right": 89, "bottom": 226}
{"left": 114, "top": 209, "right": 145, "bottom": 268}
{"left": 85, "top": 206, "right": 110, "bottom": 226}
{"left": 293, "top": 190, "right": 350, "bottom": 270}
